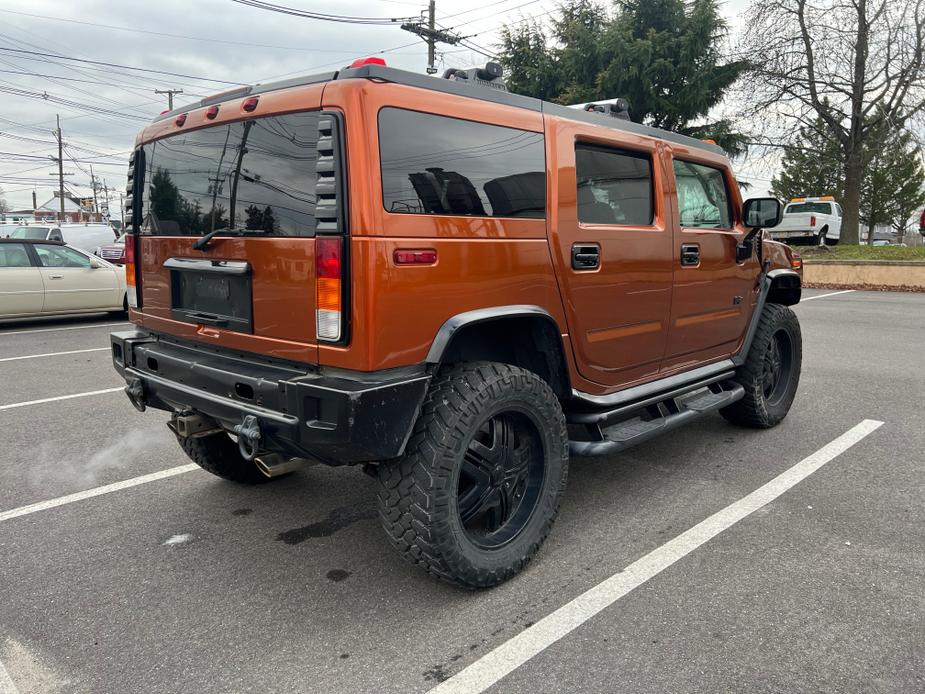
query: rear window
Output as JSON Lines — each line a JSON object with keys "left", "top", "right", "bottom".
{"left": 786, "top": 202, "right": 832, "bottom": 215}
{"left": 378, "top": 108, "right": 546, "bottom": 218}
{"left": 138, "top": 112, "right": 323, "bottom": 236}
{"left": 11, "top": 227, "right": 49, "bottom": 239}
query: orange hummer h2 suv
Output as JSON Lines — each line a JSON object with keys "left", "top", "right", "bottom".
{"left": 111, "top": 59, "right": 803, "bottom": 588}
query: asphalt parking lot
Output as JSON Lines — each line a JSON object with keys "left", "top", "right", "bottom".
{"left": 0, "top": 289, "right": 922, "bottom": 694}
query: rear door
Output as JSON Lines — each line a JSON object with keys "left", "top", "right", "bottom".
{"left": 663, "top": 156, "right": 757, "bottom": 369}
{"left": 32, "top": 243, "right": 120, "bottom": 311}
{"left": 131, "top": 86, "right": 336, "bottom": 364}
{"left": 0, "top": 243, "right": 44, "bottom": 316}
{"left": 549, "top": 119, "right": 673, "bottom": 387}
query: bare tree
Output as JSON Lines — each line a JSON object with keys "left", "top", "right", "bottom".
{"left": 0, "top": 186, "right": 9, "bottom": 214}
{"left": 743, "top": 0, "right": 925, "bottom": 244}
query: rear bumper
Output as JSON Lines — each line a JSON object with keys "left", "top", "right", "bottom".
{"left": 110, "top": 330, "right": 430, "bottom": 465}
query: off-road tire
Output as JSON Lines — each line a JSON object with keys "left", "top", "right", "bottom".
{"left": 721, "top": 303, "right": 802, "bottom": 429}
{"left": 377, "top": 362, "right": 569, "bottom": 589}
{"left": 176, "top": 431, "right": 273, "bottom": 484}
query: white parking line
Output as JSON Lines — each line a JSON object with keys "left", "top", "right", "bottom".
{"left": 0, "top": 658, "right": 17, "bottom": 694}
{"left": 0, "top": 321, "right": 127, "bottom": 337}
{"left": 429, "top": 419, "right": 884, "bottom": 694}
{"left": 0, "top": 464, "right": 199, "bottom": 524}
{"left": 801, "top": 289, "right": 856, "bottom": 302}
{"left": 0, "top": 347, "right": 109, "bottom": 363}
{"left": 0, "top": 387, "right": 124, "bottom": 412}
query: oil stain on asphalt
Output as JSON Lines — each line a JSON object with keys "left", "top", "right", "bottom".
{"left": 276, "top": 505, "right": 377, "bottom": 544}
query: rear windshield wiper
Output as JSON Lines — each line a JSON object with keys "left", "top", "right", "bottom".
{"left": 192, "top": 228, "right": 270, "bottom": 251}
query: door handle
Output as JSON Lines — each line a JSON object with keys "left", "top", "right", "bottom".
{"left": 571, "top": 244, "right": 600, "bottom": 270}
{"left": 680, "top": 244, "right": 700, "bottom": 267}
{"left": 48, "top": 274, "right": 64, "bottom": 280}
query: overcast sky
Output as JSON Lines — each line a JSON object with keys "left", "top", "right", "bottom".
{"left": 0, "top": 0, "right": 754, "bottom": 211}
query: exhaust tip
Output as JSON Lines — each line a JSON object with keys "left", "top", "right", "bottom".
{"left": 254, "top": 454, "right": 305, "bottom": 478}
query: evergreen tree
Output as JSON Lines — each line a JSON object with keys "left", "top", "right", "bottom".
{"left": 245, "top": 204, "right": 263, "bottom": 230}
{"left": 498, "top": 0, "right": 747, "bottom": 153}
{"left": 770, "top": 118, "right": 844, "bottom": 201}
{"left": 861, "top": 122, "right": 925, "bottom": 245}
{"left": 262, "top": 206, "right": 277, "bottom": 233}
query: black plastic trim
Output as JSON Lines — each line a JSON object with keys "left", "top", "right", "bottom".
{"left": 110, "top": 330, "right": 429, "bottom": 464}
{"left": 425, "top": 305, "right": 560, "bottom": 364}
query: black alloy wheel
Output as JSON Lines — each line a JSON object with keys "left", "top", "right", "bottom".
{"left": 761, "top": 329, "right": 794, "bottom": 407}
{"left": 457, "top": 411, "right": 545, "bottom": 549}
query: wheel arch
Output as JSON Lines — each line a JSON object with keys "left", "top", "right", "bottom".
{"left": 767, "top": 268, "right": 801, "bottom": 306}
{"left": 426, "top": 306, "right": 571, "bottom": 399}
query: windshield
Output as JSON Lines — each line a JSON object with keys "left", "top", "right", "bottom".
{"left": 138, "top": 112, "right": 323, "bottom": 237}
{"left": 11, "top": 226, "right": 50, "bottom": 239}
{"left": 786, "top": 202, "right": 831, "bottom": 215}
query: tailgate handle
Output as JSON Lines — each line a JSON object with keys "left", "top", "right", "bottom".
{"left": 187, "top": 311, "right": 228, "bottom": 327}
{"left": 571, "top": 244, "right": 600, "bottom": 270}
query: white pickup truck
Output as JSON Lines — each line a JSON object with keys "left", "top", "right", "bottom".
{"left": 769, "top": 197, "right": 842, "bottom": 245}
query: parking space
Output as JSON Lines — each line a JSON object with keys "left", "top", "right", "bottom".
{"left": 0, "top": 291, "right": 922, "bottom": 693}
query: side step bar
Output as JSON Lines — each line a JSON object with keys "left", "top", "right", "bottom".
{"left": 569, "top": 383, "right": 745, "bottom": 457}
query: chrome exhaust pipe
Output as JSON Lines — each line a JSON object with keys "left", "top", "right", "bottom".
{"left": 254, "top": 454, "right": 306, "bottom": 478}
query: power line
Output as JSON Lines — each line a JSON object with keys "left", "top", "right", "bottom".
{"left": 0, "top": 8, "right": 419, "bottom": 52}
{"left": 0, "top": 47, "right": 244, "bottom": 86}
{"left": 229, "top": 0, "right": 417, "bottom": 24}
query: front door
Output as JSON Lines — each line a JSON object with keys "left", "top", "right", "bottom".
{"left": 663, "top": 155, "right": 758, "bottom": 371}
{"left": 550, "top": 120, "right": 674, "bottom": 388}
{"left": 32, "top": 243, "right": 119, "bottom": 312}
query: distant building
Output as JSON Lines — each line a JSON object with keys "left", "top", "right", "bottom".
{"left": 36, "top": 191, "right": 103, "bottom": 224}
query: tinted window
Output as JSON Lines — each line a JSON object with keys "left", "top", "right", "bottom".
{"left": 34, "top": 244, "right": 91, "bottom": 268}
{"left": 0, "top": 243, "right": 32, "bottom": 268}
{"left": 786, "top": 202, "right": 832, "bottom": 215}
{"left": 673, "top": 160, "right": 732, "bottom": 229}
{"left": 576, "top": 145, "right": 652, "bottom": 225}
{"left": 140, "top": 112, "right": 322, "bottom": 236}
{"left": 379, "top": 108, "right": 546, "bottom": 218}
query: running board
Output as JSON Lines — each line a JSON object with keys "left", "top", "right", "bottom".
{"left": 569, "top": 383, "right": 745, "bottom": 457}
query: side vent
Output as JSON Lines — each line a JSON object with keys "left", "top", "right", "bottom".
{"left": 314, "top": 113, "right": 342, "bottom": 234}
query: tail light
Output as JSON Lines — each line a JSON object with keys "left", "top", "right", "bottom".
{"left": 791, "top": 253, "right": 802, "bottom": 270}
{"left": 315, "top": 236, "right": 343, "bottom": 342}
{"left": 810, "top": 215, "right": 816, "bottom": 227}
{"left": 125, "top": 234, "right": 139, "bottom": 308}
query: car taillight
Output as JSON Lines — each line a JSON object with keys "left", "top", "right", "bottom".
{"left": 315, "top": 236, "right": 342, "bottom": 342}
{"left": 810, "top": 215, "right": 816, "bottom": 227}
{"left": 125, "top": 234, "right": 139, "bottom": 308}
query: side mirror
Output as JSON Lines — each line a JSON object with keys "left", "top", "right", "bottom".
{"left": 89, "top": 256, "right": 104, "bottom": 269}
{"left": 742, "top": 197, "right": 783, "bottom": 229}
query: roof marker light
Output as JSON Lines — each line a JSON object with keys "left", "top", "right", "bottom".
{"left": 206, "top": 105, "right": 219, "bottom": 120}
{"left": 349, "top": 57, "right": 386, "bottom": 68}
{"left": 175, "top": 113, "right": 187, "bottom": 126}
{"left": 242, "top": 96, "right": 259, "bottom": 112}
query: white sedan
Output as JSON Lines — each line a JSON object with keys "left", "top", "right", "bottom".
{"left": 0, "top": 239, "right": 127, "bottom": 319}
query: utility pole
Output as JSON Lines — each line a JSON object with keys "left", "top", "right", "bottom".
{"left": 155, "top": 88, "right": 183, "bottom": 110}
{"left": 90, "top": 164, "right": 99, "bottom": 216}
{"left": 56, "top": 114, "right": 65, "bottom": 222}
{"left": 401, "top": 0, "right": 463, "bottom": 75}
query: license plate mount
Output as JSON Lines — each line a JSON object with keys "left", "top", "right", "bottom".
{"left": 166, "top": 257, "right": 253, "bottom": 333}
